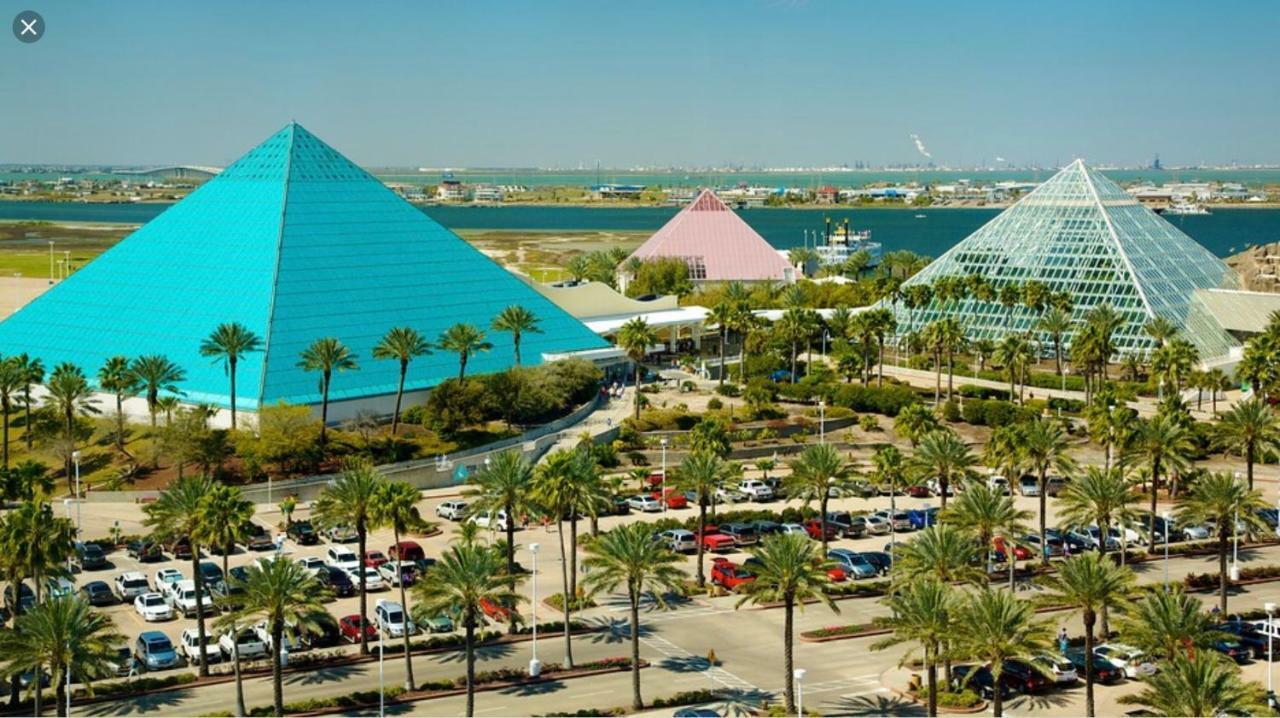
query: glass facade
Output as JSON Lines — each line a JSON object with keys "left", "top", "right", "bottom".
{"left": 889, "top": 160, "right": 1240, "bottom": 359}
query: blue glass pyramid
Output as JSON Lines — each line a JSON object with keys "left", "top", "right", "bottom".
{"left": 0, "top": 123, "right": 608, "bottom": 409}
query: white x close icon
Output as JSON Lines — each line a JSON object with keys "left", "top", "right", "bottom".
{"left": 19, "top": 18, "right": 38, "bottom": 35}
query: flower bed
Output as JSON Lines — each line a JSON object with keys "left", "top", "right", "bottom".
{"left": 800, "top": 623, "right": 876, "bottom": 641}
{"left": 545, "top": 593, "right": 598, "bottom": 612}
{"left": 1184, "top": 564, "right": 1280, "bottom": 590}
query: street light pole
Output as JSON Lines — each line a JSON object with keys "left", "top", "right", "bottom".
{"left": 794, "top": 668, "right": 806, "bottom": 716}
{"left": 660, "top": 437, "right": 669, "bottom": 514}
{"left": 1161, "top": 510, "right": 1171, "bottom": 592}
{"left": 529, "top": 543, "right": 541, "bottom": 677}
{"left": 818, "top": 401, "right": 825, "bottom": 445}
{"left": 48, "top": 241, "right": 54, "bottom": 284}
{"left": 378, "top": 641, "right": 385, "bottom": 718}
{"left": 1268, "top": 602, "right": 1277, "bottom": 708}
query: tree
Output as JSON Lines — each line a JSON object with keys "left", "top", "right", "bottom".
{"left": 1037, "top": 307, "right": 1072, "bottom": 376}
{"left": 129, "top": 354, "right": 185, "bottom": 429}
{"left": 372, "top": 326, "right": 431, "bottom": 434}
{"left": 617, "top": 318, "right": 658, "bottom": 420}
{"left": 673, "top": 450, "right": 731, "bottom": 588}
{"left": 992, "top": 333, "right": 1034, "bottom": 403}
{"left": 7, "top": 501, "right": 74, "bottom": 604}
{"left": 1115, "top": 590, "right": 1231, "bottom": 662}
{"left": 142, "top": 474, "right": 216, "bottom": 676}
{"left": 373, "top": 480, "right": 425, "bottom": 688}
{"left": 196, "top": 483, "right": 254, "bottom": 716}
{"left": 892, "top": 524, "right": 984, "bottom": 586}
{"left": 873, "top": 579, "right": 957, "bottom": 717}
{"left": 44, "top": 363, "right": 98, "bottom": 488}
{"left": 735, "top": 533, "right": 837, "bottom": 715}
{"left": 1133, "top": 414, "right": 1194, "bottom": 549}
{"left": 226, "top": 557, "right": 329, "bottom": 717}
{"left": 1056, "top": 466, "right": 1137, "bottom": 633}
{"left": 581, "top": 523, "right": 684, "bottom": 710}
{"left": 464, "top": 450, "right": 533, "bottom": 633}
{"left": 1119, "top": 652, "right": 1268, "bottom": 717}
{"left": 785, "top": 443, "right": 850, "bottom": 552}
{"left": 438, "top": 322, "right": 492, "bottom": 381}
{"left": 413, "top": 541, "right": 520, "bottom": 717}
{"left": 14, "top": 354, "right": 43, "bottom": 452}
{"left": 1177, "top": 471, "right": 1268, "bottom": 614}
{"left": 1144, "top": 315, "right": 1179, "bottom": 348}
{"left": 0, "top": 596, "right": 124, "bottom": 717}
{"left": 893, "top": 402, "right": 938, "bottom": 447}
{"left": 943, "top": 482, "right": 1031, "bottom": 575}
{"left": 952, "top": 589, "right": 1053, "bottom": 718}
{"left": 0, "top": 359, "right": 26, "bottom": 468}
{"left": 491, "top": 305, "right": 542, "bottom": 366}
{"left": 199, "top": 322, "right": 262, "bottom": 430}
{"left": 1217, "top": 398, "right": 1280, "bottom": 491}
{"left": 312, "top": 458, "right": 384, "bottom": 654}
{"left": 297, "top": 337, "right": 358, "bottom": 444}
{"left": 706, "top": 297, "right": 739, "bottom": 389}
{"left": 1017, "top": 417, "right": 1076, "bottom": 566}
{"left": 912, "top": 429, "right": 975, "bottom": 512}
{"left": 1039, "top": 553, "right": 1137, "bottom": 717}
{"left": 95, "top": 356, "right": 135, "bottom": 454}
{"left": 531, "top": 448, "right": 598, "bottom": 668}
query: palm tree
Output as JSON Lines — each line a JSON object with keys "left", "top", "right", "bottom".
{"left": 1039, "top": 553, "right": 1137, "bottom": 717}
{"left": 1115, "top": 590, "right": 1231, "bottom": 661}
{"left": 372, "top": 326, "right": 431, "bottom": 434}
{"left": 95, "top": 356, "right": 135, "bottom": 453}
{"left": 491, "top": 305, "right": 542, "bottom": 366}
{"left": 1177, "top": 471, "right": 1268, "bottom": 614}
{"left": 582, "top": 522, "right": 684, "bottom": 710}
{"left": 227, "top": 557, "right": 329, "bottom": 717}
{"left": 413, "top": 541, "right": 520, "bottom": 717}
{"left": 129, "top": 354, "right": 185, "bottom": 429}
{"left": 736, "top": 533, "right": 837, "bottom": 715}
{"left": 1206, "top": 367, "right": 1232, "bottom": 414}
{"left": 1218, "top": 398, "right": 1280, "bottom": 491}
{"left": 44, "top": 363, "right": 98, "bottom": 485}
{"left": 993, "top": 333, "right": 1033, "bottom": 403}
{"left": 706, "top": 297, "right": 738, "bottom": 388}
{"left": 195, "top": 483, "right": 253, "bottom": 715}
{"left": 14, "top": 354, "right": 43, "bottom": 452}
{"left": 0, "top": 596, "right": 124, "bottom": 717}
{"left": 893, "top": 524, "right": 985, "bottom": 586}
{"left": 912, "top": 429, "right": 975, "bottom": 512}
{"left": 953, "top": 589, "right": 1053, "bottom": 718}
{"left": 143, "top": 474, "right": 216, "bottom": 676}
{"left": 312, "top": 458, "right": 383, "bottom": 654}
{"left": 1018, "top": 417, "right": 1076, "bottom": 565}
{"left": 0, "top": 359, "right": 26, "bottom": 467}
{"left": 872, "top": 445, "right": 910, "bottom": 552}
{"left": 1144, "top": 315, "right": 1179, "bottom": 348}
{"left": 531, "top": 448, "right": 597, "bottom": 668}
{"left": 873, "top": 578, "right": 957, "bottom": 717}
{"left": 465, "top": 450, "right": 533, "bottom": 633}
{"left": 617, "top": 317, "right": 658, "bottom": 420}
{"left": 1133, "top": 414, "right": 1194, "bottom": 549}
{"left": 1118, "top": 652, "right": 1268, "bottom": 717}
{"left": 944, "top": 482, "right": 1031, "bottom": 575}
{"left": 8, "top": 501, "right": 74, "bottom": 603}
{"left": 1037, "top": 307, "right": 1073, "bottom": 376}
{"left": 1056, "top": 466, "right": 1137, "bottom": 633}
{"left": 199, "top": 322, "right": 263, "bottom": 430}
{"left": 893, "top": 403, "right": 939, "bottom": 447}
{"left": 673, "top": 450, "right": 731, "bottom": 588}
{"left": 372, "top": 480, "right": 424, "bottom": 688}
{"left": 297, "top": 337, "right": 358, "bottom": 443}
{"left": 785, "top": 443, "right": 850, "bottom": 552}
{"left": 438, "top": 322, "right": 492, "bottom": 381}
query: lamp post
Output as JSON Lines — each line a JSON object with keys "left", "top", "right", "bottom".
{"left": 818, "top": 400, "right": 826, "bottom": 444}
{"left": 48, "top": 241, "right": 54, "bottom": 284}
{"left": 529, "top": 543, "right": 541, "bottom": 677}
{"left": 1161, "top": 510, "right": 1171, "bottom": 591}
{"left": 660, "top": 437, "right": 669, "bottom": 514}
{"left": 1267, "top": 602, "right": 1277, "bottom": 708}
{"left": 794, "top": 668, "right": 806, "bottom": 717}
{"left": 378, "top": 641, "right": 385, "bottom": 718}
{"left": 821, "top": 330, "right": 829, "bottom": 361}
{"left": 72, "top": 450, "right": 82, "bottom": 535}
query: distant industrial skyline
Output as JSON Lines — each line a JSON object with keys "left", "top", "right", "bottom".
{"left": 2, "top": 1, "right": 1277, "bottom": 168}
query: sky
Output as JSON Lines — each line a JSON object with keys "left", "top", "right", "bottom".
{"left": 1, "top": 0, "right": 1278, "bottom": 168}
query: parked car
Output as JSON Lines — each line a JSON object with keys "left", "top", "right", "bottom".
{"left": 345, "top": 566, "right": 385, "bottom": 592}
{"left": 179, "top": 628, "right": 222, "bottom": 664}
{"left": 154, "top": 568, "right": 185, "bottom": 594}
{"left": 134, "top": 631, "right": 179, "bottom": 671}
{"left": 479, "top": 597, "right": 512, "bottom": 622}
{"left": 80, "top": 581, "right": 116, "bottom": 606}
{"left": 74, "top": 542, "right": 108, "bottom": 570}
{"left": 114, "top": 570, "right": 150, "bottom": 598}
{"left": 861, "top": 515, "right": 891, "bottom": 536}
{"left": 1045, "top": 528, "right": 1089, "bottom": 554}
{"left": 163, "top": 537, "right": 194, "bottom": 561}
{"left": 469, "top": 510, "right": 512, "bottom": 531}
{"left": 374, "top": 599, "right": 417, "bottom": 638}
{"left": 778, "top": 523, "right": 808, "bottom": 537}
{"left": 296, "top": 556, "right": 328, "bottom": 576}
{"left": 737, "top": 479, "right": 773, "bottom": 502}
{"left": 1018, "top": 476, "right": 1040, "bottom": 497}
{"left": 720, "top": 523, "right": 758, "bottom": 546}
{"left": 925, "top": 478, "right": 955, "bottom": 497}
{"left": 1064, "top": 649, "right": 1124, "bottom": 684}
{"left": 197, "top": 561, "right": 224, "bottom": 592}
{"left": 253, "top": 619, "right": 302, "bottom": 652}
{"left": 907, "top": 508, "right": 940, "bottom": 530}
{"left": 166, "top": 580, "right": 216, "bottom": 618}
{"left": 108, "top": 646, "right": 134, "bottom": 677}
{"left": 134, "top": 592, "right": 173, "bottom": 621}
{"left": 951, "top": 664, "right": 1015, "bottom": 701}
{"left": 220, "top": 627, "right": 267, "bottom": 660}
{"left": 872, "top": 509, "right": 913, "bottom": 532}
{"left": 627, "top": 495, "right": 662, "bottom": 513}
{"left": 435, "top": 500, "right": 469, "bottom": 521}
{"left": 803, "top": 519, "right": 840, "bottom": 542}
{"left": 657, "top": 529, "right": 697, "bottom": 553}
{"left": 1044, "top": 476, "right": 1067, "bottom": 496}
{"left": 127, "top": 539, "right": 164, "bottom": 562}
{"left": 240, "top": 522, "right": 275, "bottom": 551}
{"left": 286, "top": 520, "right": 319, "bottom": 545}
{"left": 421, "top": 613, "right": 454, "bottom": 633}
{"left": 4, "top": 582, "right": 34, "bottom": 612}
{"left": 1021, "top": 533, "right": 1064, "bottom": 558}
{"left": 753, "top": 520, "right": 782, "bottom": 536}
{"left": 326, "top": 525, "right": 359, "bottom": 543}
{"left": 606, "top": 495, "right": 631, "bottom": 516}
{"left": 378, "top": 560, "right": 417, "bottom": 587}
{"left": 905, "top": 484, "right": 932, "bottom": 499}
{"left": 1033, "top": 654, "right": 1078, "bottom": 685}
{"left": 991, "top": 536, "right": 1033, "bottom": 562}
{"left": 1180, "top": 523, "right": 1211, "bottom": 541}
{"left": 46, "top": 577, "right": 75, "bottom": 599}
{"left": 827, "top": 549, "right": 877, "bottom": 579}
{"left": 825, "top": 512, "right": 866, "bottom": 539}
{"left": 695, "top": 526, "right": 736, "bottom": 552}
{"left": 319, "top": 566, "right": 356, "bottom": 597}
{"left": 709, "top": 558, "right": 755, "bottom": 591}
{"left": 326, "top": 546, "right": 361, "bottom": 571}
{"left": 860, "top": 551, "right": 893, "bottom": 576}
{"left": 1069, "top": 526, "right": 1121, "bottom": 552}
{"left": 388, "top": 541, "right": 425, "bottom": 563}
{"left": 1002, "top": 658, "right": 1056, "bottom": 693}
{"left": 655, "top": 488, "right": 689, "bottom": 510}
{"left": 987, "top": 475, "right": 1011, "bottom": 494}
{"left": 1094, "top": 643, "right": 1157, "bottom": 679}
{"left": 364, "top": 550, "right": 390, "bottom": 569}
{"left": 714, "top": 486, "right": 747, "bottom": 504}
{"left": 300, "top": 613, "right": 343, "bottom": 650}
{"left": 1210, "top": 637, "right": 1251, "bottom": 664}
{"left": 339, "top": 615, "right": 379, "bottom": 644}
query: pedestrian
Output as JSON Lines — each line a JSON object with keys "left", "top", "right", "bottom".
{"left": 1058, "top": 627, "right": 1069, "bottom": 654}
{"left": 274, "top": 532, "right": 287, "bottom": 553}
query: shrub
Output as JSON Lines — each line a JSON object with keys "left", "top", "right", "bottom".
{"left": 830, "top": 384, "right": 921, "bottom": 417}
{"left": 801, "top": 623, "right": 873, "bottom": 639}
{"left": 706, "top": 397, "right": 724, "bottom": 411}
{"left": 1047, "top": 397, "right": 1085, "bottom": 413}
{"left": 960, "top": 398, "right": 1027, "bottom": 428}
{"left": 545, "top": 593, "right": 598, "bottom": 612}
{"left": 715, "top": 383, "right": 741, "bottom": 397}
{"left": 942, "top": 399, "right": 961, "bottom": 422}
{"left": 957, "top": 384, "right": 1010, "bottom": 401}
{"left": 936, "top": 689, "right": 982, "bottom": 708}
{"left": 858, "top": 414, "right": 881, "bottom": 432}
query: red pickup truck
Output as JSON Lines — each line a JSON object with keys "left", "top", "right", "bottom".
{"left": 695, "top": 526, "right": 735, "bottom": 552}
{"left": 803, "top": 520, "right": 839, "bottom": 542}
{"left": 710, "top": 558, "right": 755, "bottom": 590}
{"left": 651, "top": 488, "right": 688, "bottom": 510}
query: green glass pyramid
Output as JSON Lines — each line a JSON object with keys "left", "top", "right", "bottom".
{"left": 891, "top": 160, "right": 1240, "bottom": 358}
{"left": 0, "top": 123, "right": 608, "bottom": 409}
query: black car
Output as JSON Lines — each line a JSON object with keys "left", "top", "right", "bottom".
{"left": 753, "top": 520, "right": 782, "bottom": 536}
{"left": 951, "top": 665, "right": 1015, "bottom": 700}
{"left": 825, "top": 512, "right": 867, "bottom": 539}
{"left": 1210, "top": 637, "right": 1251, "bottom": 664}
{"left": 1219, "top": 621, "right": 1274, "bottom": 659}
{"left": 860, "top": 551, "right": 893, "bottom": 576}
{"left": 4, "top": 583, "right": 35, "bottom": 613}
{"left": 74, "top": 542, "right": 108, "bottom": 570}
{"left": 79, "top": 581, "right": 116, "bottom": 607}
{"left": 127, "top": 539, "right": 164, "bottom": 562}
{"left": 300, "top": 612, "right": 343, "bottom": 649}
{"left": 1001, "top": 659, "right": 1054, "bottom": 693}
{"left": 215, "top": 567, "right": 248, "bottom": 608}
{"left": 240, "top": 522, "right": 274, "bottom": 551}
{"left": 287, "top": 520, "right": 318, "bottom": 545}
{"left": 319, "top": 566, "right": 355, "bottom": 597}
{"left": 1064, "top": 649, "right": 1125, "bottom": 684}
{"left": 165, "top": 537, "right": 194, "bottom": 560}
{"left": 198, "top": 561, "right": 224, "bottom": 591}
{"left": 608, "top": 496, "right": 631, "bottom": 516}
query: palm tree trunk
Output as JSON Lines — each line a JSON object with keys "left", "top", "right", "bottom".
{"left": 23, "top": 387, "right": 32, "bottom": 450}
{"left": 319, "top": 373, "right": 330, "bottom": 444}
{"left": 556, "top": 519, "right": 574, "bottom": 668}
{"left": 718, "top": 327, "right": 727, "bottom": 388}
{"left": 232, "top": 629, "right": 245, "bottom": 718}
{"left": 925, "top": 644, "right": 937, "bottom": 717}
{"left": 458, "top": 353, "right": 468, "bottom": 382}
{"left": 1008, "top": 544, "right": 1016, "bottom": 590}
{"left": 505, "top": 501, "right": 518, "bottom": 636}
{"left": 790, "top": 342, "right": 797, "bottom": 384}
{"left": 1219, "top": 528, "right": 1230, "bottom": 615}
{"left": 695, "top": 499, "right": 707, "bottom": 587}
{"left": 783, "top": 596, "right": 796, "bottom": 714}
{"left": 1247, "top": 447, "right": 1255, "bottom": 491}
{"left": 394, "top": 525, "right": 416, "bottom": 689}
{"left": 1039, "top": 469, "right": 1048, "bottom": 567}
{"left": 115, "top": 393, "right": 124, "bottom": 452}
{"left": 1084, "top": 610, "right": 1096, "bottom": 717}
{"left": 192, "top": 550, "right": 209, "bottom": 677}
{"left": 820, "top": 493, "right": 830, "bottom": 553}
{"left": 229, "top": 357, "right": 238, "bottom": 431}
{"left": 148, "top": 391, "right": 157, "bottom": 428}
{"left": 464, "top": 611, "right": 477, "bottom": 717}
{"left": 633, "top": 361, "right": 642, "bottom": 420}
{"left": 569, "top": 516, "right": 579, "bottom": 609}
{"left": 1, "top": 401, "right": 8, "bottom": 469}
{"left": 630, "top": 591, "right": 643, "bottom": 710}
{"left": 54, "top": 664, "right": 65, "bottom": 718}
{"left": 392, "top": 362, "right": 407, "bottom": 434}
{"left": 358, "top": 524, "right": 369, "bottom": 655}
{"left": 946, "top": 350, "right": 954, "bottom": 401}
{"left": 1148, "top": 460, "right": 1161, "bottom": 550}
{"left": 992, "top": 666, "right": 1003, "bottom": 717}
{"left": 877, "top": 337, "right": 886, "bottom": 386}
{"left": 514, "top": 336, "right": 522, "bottom": 367}
{"left": 1099, "top": 522, "right": 1111, "bottom": 638}
{"left": 271, "top": 621, "right": 284, "bottom": 717}
{"left": 32, "top": 662, "right": 41, "bottom": 718}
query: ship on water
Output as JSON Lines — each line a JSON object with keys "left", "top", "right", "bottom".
{"left": 811, "top": 217, "right": 882, "bottom": 270}
{"left": 1160, "top": 201, "right": 1211, "bottom": 216}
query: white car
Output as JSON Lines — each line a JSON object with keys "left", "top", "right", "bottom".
{"left": 862, "top": 515, "right": 891, "bottom": 536}
{"left": 46, "top": 577, "right": 76, "bottom": 599}
{"left": 987, "top": 475, "right": 1010, "bottom": 494}
{"left": 154, "top": 568, "right": 185, "bottom": 594}
{"left": 1095, "top": 643, "right": 1157, "bottom": 679}
{"left": 253, "top": 620, "right": 302, "bottom": 652}
{"left": 872, "top": 509, "right": 913, "bottom": 532}
{"left": 779, "top": 523, "right": 808, "bottom": 537}
{"left": 374, "top": 599, "right": 417, "bottom": 638}
{"left": 377, "top": 560, "right": 416, "bottom": 587}
{"left": 326, "top": 546, "right": 360, "bottom": 572}
{"left": 715, "top": 486, "right": 747, "bottom": 504}
{"left": 219, "top": 628, "right": 267, "bottom": 660}
{"left": 345, "top": 566, "right": 385, "bottom": 592}
{"left": 627, "top": 495, "right": 661, "bottom": 513}
{"left": 469, "top": 510, "right": 512, "bottom": 531}
{"left": 1033, "top": 654, "right": 1078, "bottom": 685}
{"left": 115, "top": 572, "right": 150, "bottom": 600}
{"left": 165, "top": 580, "right": 216, "bottom": 618}
{"left": 179, "top": 628, "right": 222, "bottom": 664}
{"left": 1181, "top": 523, "right": 1211, "bottom": 541}
{"left": 657, "top": 529, "right": 696, "bottom": 553}
{"left": 737, "top": 479, "right": 773, "bottom": 502}
{"left": 134, "top": 592, "right": 173, "bottom": 622}
{"left": 296, "top": 556, "right": 327, "bottom": 576}
{"left": 1019, "top": 476, "right": 1040, "bottom": 497}
{"left": 435, "top": 500, "right": 469, "bottom": 521}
